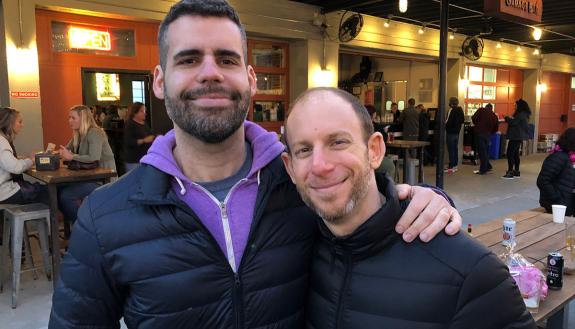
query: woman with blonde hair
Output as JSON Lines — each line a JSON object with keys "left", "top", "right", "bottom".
{"left": 58, "top": 105, "right": 116, "bottom": 224}
{"left": 0, "top": 107, "right": 47, "bottom": 204}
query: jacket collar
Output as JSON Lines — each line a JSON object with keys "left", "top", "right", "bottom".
{"left": 317, "top": 174, "right": 405, "bottom": 260}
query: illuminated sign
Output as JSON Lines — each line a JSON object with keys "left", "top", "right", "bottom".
{"left": 96, "top": 73, "right": 120, "bottom": 101}
{"left": 484, "top": 0, "right": 542, "bottom": 24}
{"left": 68, "top": 27, "right": 111, "bottom": 51}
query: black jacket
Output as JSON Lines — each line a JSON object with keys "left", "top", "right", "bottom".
{"left": 446, "top": 106, "right": 465, "bottom": 135}
{"left": 537, "top": 151, "right": 575, "bottom": 216}
{"left": 49, "top": 160, "right": 317, "bottom": 329}
{"left": 307, "top": 175, "right": 536, "bottom": 329}
{"left": 505, "top": 111, "right": 531, "bottom": 141}
{"left": 123, "top": 120, "right": 153, "bottom": 163}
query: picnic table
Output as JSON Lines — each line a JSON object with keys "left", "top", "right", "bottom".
{"left": 385, "top": 140, "right": 429, "bottom": 183}
{"left": 473, "top": 210, "right": 574, "bottom": 329}
{"left": 26, "top": 165, "right": 117, "bottom": 287}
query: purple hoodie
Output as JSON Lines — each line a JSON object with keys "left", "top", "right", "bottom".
{"left": 141, "top": 121, "right": 285, "bottom": 271}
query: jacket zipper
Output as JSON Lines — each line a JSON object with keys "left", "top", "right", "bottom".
{"left": 233, "top": 273, "right": 243, "bottom": 329}
{"left": 191, "top": 178, "right": 247, "bottom": 273}
{"left": 335, "top": 249, "right": 352, "bottom": 329}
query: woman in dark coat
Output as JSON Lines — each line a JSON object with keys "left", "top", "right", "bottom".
{"left": 502, "top": 99, "right": 531, "bottom": 179}
{"left": 537, "top": 128, "right": 575, "bottom": 216}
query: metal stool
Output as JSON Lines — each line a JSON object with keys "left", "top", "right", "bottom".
{"left": 0, "top": 203, "right": 51, "bottom": 308}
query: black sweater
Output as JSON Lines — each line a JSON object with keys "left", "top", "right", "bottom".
{"left": 307, "top": 175, "right": 536, "bottom": 329}
{"left": 537, "top": 151, "right": 575, "bottom": 216}
{"left": 123, "top": 119, "right": 154, "bottom": 163}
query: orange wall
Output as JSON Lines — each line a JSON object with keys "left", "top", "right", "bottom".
{"left": 539, "top": 71, "right": 572, "bottom": 135}
{"left": 36, "top": 9, "right": 160, "bottom": 146}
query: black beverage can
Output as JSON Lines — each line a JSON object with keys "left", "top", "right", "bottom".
{"left": 546, "top": 252, "right": 563, "bottom": 289}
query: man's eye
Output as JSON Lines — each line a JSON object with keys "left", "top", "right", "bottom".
{"left": 221, "top": 58, "right": 239, "bottom": 65}
{"left": 294, "top": 147, "right": 311, "bottom": 157}
{"left": 179, "top": 58, "right": 197, "bottom": 65}
{"left": 332, "top": 140, "right": 348, "bottom": 147}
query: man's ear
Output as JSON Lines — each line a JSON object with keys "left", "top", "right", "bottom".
{"left": 367, "top": 132, "right": 386, "bottom": 170}
{"left": 153, "top": 65, "right": 165, "bottom": 100}
{"left": 280, "top": 152, "right": 296, "bottom": 184}
{"left": 247, "top": 65, "right": 257, "bottom": 97}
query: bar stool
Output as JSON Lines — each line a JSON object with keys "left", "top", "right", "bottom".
{"left": 0, "top": 203, "right": 51, "bottom": 308}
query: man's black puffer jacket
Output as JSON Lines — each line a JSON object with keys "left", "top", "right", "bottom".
{"left": 537, "top": 151, "right": 575, "bottom": 216}
{"left": 49, "top": 159, "right": 317, "bottom": 329}
{"left": 307, "top": 175, "right": 536, "bottom": 329}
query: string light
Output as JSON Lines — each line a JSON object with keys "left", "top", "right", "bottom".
{"left": 449, "top": 32, "right": 454, "bottom": 40}
{"left": 532, "top": 27, "right": 542, "bottom": 41}
{"left": 384, "top": 19, "right": 390, "bottom": 28}
{"left": 496, "top": 42, "right": 502, "bottom": 49}
{"left": 399, "top": 0, "right": 408, "bottom": 13}
{"left": 515, "top": 45, "right": 522, "bottom": 52}
{"left": 533, "top": 48, "right": 540, "bottom": 55}
{"left": 418, "top": 25, "right": 425, "bottom": 35}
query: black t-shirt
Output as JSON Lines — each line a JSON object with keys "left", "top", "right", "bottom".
{"left": 123, "top": 120, "right": 153, "bottom": 163}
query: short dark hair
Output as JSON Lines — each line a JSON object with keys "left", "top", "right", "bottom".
{"left": 514, "top": 98, "right": 531, "bottom": 115}
{"left": 408, "top": 98, "right": 415, "bottom": 106}
{"left": 485, "top": 103, "right": 493, "bottom": 110}
{"left": 158, "top": 0, "right": 247, "bottom": 70}
{"left": 284, "top": 87, "right": 374, "bottom": 154}
{"left": 557, "top": 127, "right": 575, "bottom": 153}
{"left": 128, "top": 102, "right": 145, "bottom": 121}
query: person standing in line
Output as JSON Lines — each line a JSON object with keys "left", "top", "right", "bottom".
{"left": 445, "top": 97, "right": 465, "bottom": 173}
{"left": 502, "top": 99, "right": 531, "bottom": 179}
{"left": 123, "top": 102, "right": 156, "bottom": 172}
{"left": 472, "top": 103, "right": 499, "bottom": 175}
{"left": 396, "top": 98, "right": 419, "bottom": 141}
{"left": 281, "top": 87, "right": 536, "bottom": 329}
{"left": 417, "top": 104, "right": 431, "bottom": 165}
{"left": 536, "top": 127, "right": 575, "bottom": 215}
{"left": 49, "top": 1, "right": 463, "bottom": 327}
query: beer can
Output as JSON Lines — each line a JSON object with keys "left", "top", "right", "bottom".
{"left": 546, "top": 252, "right": 564, "bottom": 290}
{"left": 502, "top": 218, "right": 516, "bottom": 246}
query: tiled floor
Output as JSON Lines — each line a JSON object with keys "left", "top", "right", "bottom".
{"left": 0, "top": 152, "right": 571, "bottom": 328}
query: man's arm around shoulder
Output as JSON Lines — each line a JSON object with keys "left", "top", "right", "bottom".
{"left": 49, "top": 196, "right": 123, "bottom": 329}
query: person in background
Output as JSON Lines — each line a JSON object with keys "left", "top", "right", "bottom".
{"left": 282, "top": 87, "right": 536, "bottom": 329}
{"left": 367, "top": 105, "right": 395, "bottom": 179}
{"left": 472, "top": 103, "right": 499, "bottom": 175}
{"left": 57, "top": 105, "right": 116, "bottom": 224}
{"left": 0, "top": 107, "right": 47, "bottom": 205}
{"left": 396, "top": 98, "right": 419, "bottom": 141}
{"left": 502, "top": 99, "right": 531, "bottom": 179}
{"left": 445, "top": 97, "right": 465, "bottom": 173}
{"left": 102, "top": 104, "right": 120, "bottom": 130}
{"left": 123, "top": 102, "right": 156, "bottom": 172}
{"left": 388, "top": 102, "right": 401, "bottom": 133}
{"left": 537, "top": 127, "right": 575, "bottom": 216}
{"left": 418, "top": 104, "right": 431, "bottom": 165}
{"left": 49, "top": 1, "right": 463, "bottom": 327}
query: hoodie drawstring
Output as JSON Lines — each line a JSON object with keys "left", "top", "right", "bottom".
{"left": 257, "top": 170, "right": 261, "bottom": 186}
{"left": 174, "top": 177, "right": 187, "bottom": 195}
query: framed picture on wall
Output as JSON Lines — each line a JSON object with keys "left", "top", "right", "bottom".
{"left": 374, "top": 72, "right": 383, "bottom": 82}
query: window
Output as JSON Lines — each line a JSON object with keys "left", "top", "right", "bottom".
{"left": 469, "top": 66, "right": 483, "bottom": 82}
{"left": 132, "top": 81, "right": 145, "bottom": 104}
{"left": 484, "top": 68, "right": 497, "bottom": 83}
{"left": 464, "top": 65, "right": 521, "bottom": 118}
{"left": 248, "top": 40, "right": 289, "bottom": 133}
{"left": 572, "top": 76, "right": 575, "bottom": 89}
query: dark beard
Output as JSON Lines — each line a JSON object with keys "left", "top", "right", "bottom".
{"left": 165, "top": 84, "right": 250, "bottom": 143}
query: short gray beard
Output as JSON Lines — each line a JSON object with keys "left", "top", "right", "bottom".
{"left": 164, "top": 84, "right": 251, "bottom": 144}
{"left": 297, "top": 156, "right": 372, "bottom": 225}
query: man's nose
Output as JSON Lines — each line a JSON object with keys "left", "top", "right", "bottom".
{"left": 310, "top": 149, "right": 335, "bottom": 176}
{"left": 196, "top": 58, "right": 224, "bottom": 83}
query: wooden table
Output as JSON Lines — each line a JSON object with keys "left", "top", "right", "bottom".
{"left": 25, "top": 165, "right": 117, "bottom": 287}
{"left": 385, "top": 140, "right": 430, "bottom": 183}
{"left": 473, "top": 210, "right": 574, "bottom": 328}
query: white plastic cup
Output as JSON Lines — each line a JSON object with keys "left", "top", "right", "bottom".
{"left": 552, "top": 205, "right": 567, "bottom": 224}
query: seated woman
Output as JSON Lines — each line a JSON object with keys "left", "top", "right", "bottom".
{"left": 123, "top": 102, "right": 155, "bottom": 172}
{"left": 58, "top": 105, "right": 116, "bottom": 224}
{"left": 537, "top": 127, "right": 575, "bottom": 216}
{"left": 0, "top": 107, "right": 47, "bottom": 205}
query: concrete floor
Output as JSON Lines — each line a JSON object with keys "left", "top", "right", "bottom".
{"left": 0, "top": 153, "right": 572, "bottom": 328}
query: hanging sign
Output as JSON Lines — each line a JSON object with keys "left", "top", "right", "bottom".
{"left": 484, "top": 0, "right": 542, "bottom": 24}
{"left": 68, "top": 27, "right": 111, "bottom": 51}
{"left": 10, "top": 91, "right": 39, "bottom": 98}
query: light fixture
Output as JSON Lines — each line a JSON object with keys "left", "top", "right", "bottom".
{"left": 384, "top": 19, "right": 390, "bottom": 28}
{"left": 399, "top": 0, "right": 408, "bottom": 13}
{"left": 418, "top": 25, "right": 425, "bottom": 35}
{"left": 458, "top": 78, "right": 470, "bottom": 90}
{"left": 496, "top": 42, "right": 502, "bottom": 49}
{"left": 515, "top": 45, "right": 522, "bottom": 52}
{"left": 533, "top": 48, "right": 540, "bottom": 55}
{"left": 532, "top": 27, "right": 542, "bottom": 41}
{"left": 449, "top": 32, "right": 454, "bottom": 40}
{"left": 537, "top": 83, "right": 547, "bottom": 93}
{"left": 313, "top": 35, "right": 334, "bottom": 87}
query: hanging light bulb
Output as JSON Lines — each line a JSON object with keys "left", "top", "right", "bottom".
{"left": 515, "top": 45, "right": 522, "bottom": 52}
{"left": 449, "top": 31, "right": 454, "bottom": 40}
{"left": 418, "top": 25, "right": 425, "bottom": 35}
{"left": 496, "top": 42, "right": 502, "bottom": 49}
{"left": 399, "top": 0, "right": 408, "bottom": 13}
{"left": 532, "top": 27, "right": 542, "bottom": 41}
{"left": 533, "top": 48, "right": 540, "bottom": 55}
{"left": 384, "top": 19, "right": 390, "bottom": 28}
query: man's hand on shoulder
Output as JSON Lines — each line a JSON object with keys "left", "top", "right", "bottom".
{"left": 395, "top": 184, "right": 461, "bottom": 243}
